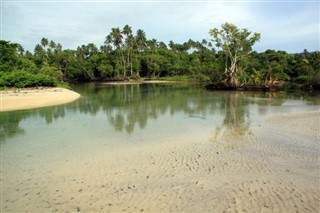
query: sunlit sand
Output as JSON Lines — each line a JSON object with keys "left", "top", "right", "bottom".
{"left": 0, "top": 87, "right": 80, "bottom": 112}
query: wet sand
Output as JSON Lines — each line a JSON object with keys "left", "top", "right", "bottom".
{"left": 0, "top": 87, "right": 81, "bottom": 112}
{"left": 1, "top": 111, "right": 319, "bottom": 212}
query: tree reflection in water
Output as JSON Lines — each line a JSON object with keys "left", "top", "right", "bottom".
{"left": 1, "top": 83, "right": 318, "bottom": 143}
{"left": 212, "top": 91, "right": 253, "bottom": 149}
{"left": 0, "top": 107, "right": 67, "bottom": 143}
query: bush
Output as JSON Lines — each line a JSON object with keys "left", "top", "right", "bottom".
{"left": 283, "top": 82, "right": 301, "bottom": 91}
{"left": 156, "top": 75, "right": 191, "bottom": 81}
{"left": 33, "top": 73, "right": 59, "bottom": 87}
{"left": 192, "top": 73, "right": 210, "bottom": 83}
{"left": 0, "top": 71, "right": 59, "bottom": 88}
{"left": 295, "top": 75, "right": 309, "bottom": 84}
{"left": 39, "top": 64, "right": 63, "bottom": 81}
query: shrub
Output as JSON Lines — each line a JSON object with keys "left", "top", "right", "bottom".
{"left": 283, "top": 82, "right": 301, "bottom": 91}
{"left": 295, "top": 75, "right": 309, "bottom": 84}
{"left": 0, "top": 71, "right": 59, "bottom": 88}
{"left": 39, "top": 64, "right": 63, "bottom": 81}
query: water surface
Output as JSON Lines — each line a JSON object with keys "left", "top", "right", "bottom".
{"left": 1, "top": 83, "right": 319, "bottom": 156}
{"left": 1, "top": 83, "right": 319, "bottom": 212}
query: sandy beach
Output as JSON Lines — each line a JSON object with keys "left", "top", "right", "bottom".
{"left": 1, "top": 110, "right": 319, "bottom": 212}
{"left": 0, "top": 87, "right": 81, "bottom": 112}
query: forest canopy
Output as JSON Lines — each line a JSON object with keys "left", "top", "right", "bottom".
{"left": 0, "top": 23, "right": 319, "bottom": 90}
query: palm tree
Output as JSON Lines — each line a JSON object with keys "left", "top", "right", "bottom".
{"left": 158, "top": 41, "right": 167, "bottom": 50}
{"left": 105, "top": 35, "right": 113, "bottom": 49}
{"left": 147, "top": 39, "right": 158, "bottom": 53}
{"left": 34, "top": 43, "right": 47, "bottom": 64}
{"left": 134, "top": 29, "right": 147, "bottom": 77}
{"left": 105, "top": 28, "right": 123, "bottom": 50}
{"left": 49, "top": 40, "right": 56, "bottom": 49}
{"left": 169, "top": 40, "right": 176, "bottom": 51}
{"left": 122, "top": 25, "right": 132, "bottom": 38}
{"left": 105, "top": 27, "right": 125, "bottom": 77}
{"left": 135, "top": 29, "right": 146, "bottom": 53}
{"left": 111, "top": 27, "right": 123, "bottom": 48}
{"left": 122, "top": 25, "right": 134, "bottom": 76}
{"left": 40, "top": 37, "right": 49, "bottom": 49}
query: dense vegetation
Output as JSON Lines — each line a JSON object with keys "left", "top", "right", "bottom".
{"left": 0, "top": 23, "right": 319, "bottom": 90}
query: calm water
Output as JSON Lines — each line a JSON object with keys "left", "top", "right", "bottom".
{"left": 1, "top": 83, "right": 319, "bottom": 158}
{"left": 1, "top": 83, "right": 320, "bottom": 213}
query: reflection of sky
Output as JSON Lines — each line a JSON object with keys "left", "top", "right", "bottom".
{"left": 2, "top": 1, "right": 319, "bottom": 53}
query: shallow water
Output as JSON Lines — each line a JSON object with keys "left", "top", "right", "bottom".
{"left": 1, "top": 83, "right": 319, "bottom": 212}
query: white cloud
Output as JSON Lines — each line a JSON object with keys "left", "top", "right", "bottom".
{"left": 1, "top": 1, "right": 319, "bottom": 53}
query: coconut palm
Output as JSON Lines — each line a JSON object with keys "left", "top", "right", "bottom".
{"left": 40, "top": 37, "right": 49, "bottom": 48}
{"left": 135, "top": 29, "right": 146, "bottom": 53}
{"left": 122, "top": 25, "right": 134, "bottom": 76}
{"left": 147, "top": 39, "right": 158, "bottom": 53}
{"left": 105, "top": 28, "right": 126, "bottom": 77}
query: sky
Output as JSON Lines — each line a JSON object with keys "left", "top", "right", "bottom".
{"left": 1, "top": 0, "right": 319, "bottom": 53}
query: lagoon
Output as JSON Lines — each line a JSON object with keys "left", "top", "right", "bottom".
{"left": 1, "top": 83, "right": 319, "bottom": 212}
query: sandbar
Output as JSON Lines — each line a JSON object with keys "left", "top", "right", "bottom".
{"left": 0, "top": 87, "right": 81, "bottom": 112}
{"left": 1, "top": 111, "right": 319, "bottom": 212}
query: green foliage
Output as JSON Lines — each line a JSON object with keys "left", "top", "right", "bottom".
{"left": 0, "top": 71, "right": 58, "bottom": 88}
{"left": 39, "top": 62, "right": 63, "bottom": 81}
{"left": 0, "top": 40, "right": 21, "bottom": 72}
{"left": 191, "top": 73, "right": 211, "bottom": 83}
{"left": 283, "top": 82, "right": 301, "bottom": 91}
{"left": 1, "top": 24, "right": 319, "bottom": 91}
{"left": 97, "top": 64, "right": 114, "bottom": 77}
{"left": 209, "top": 23, "right": 261, "bottom": 87}
{"left": 295, "top": 75, "right": 309, "bottom": 83}
{"left": 17, "top": 58, "right": 37, "bottom": 73}
{"left": 0, "top": 39, "right": 65, "bottom": 88}
{"left": 288, "top": 50, "right": 320, "bottom": 88}
{"left": 156, "top": 75, "right": 191, "bottom": 82}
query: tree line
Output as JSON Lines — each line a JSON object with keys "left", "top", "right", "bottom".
{"left": 0, "top": 23, "right": 319, "bottom": 90}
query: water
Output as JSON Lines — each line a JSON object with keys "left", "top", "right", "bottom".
{"left": 1, "top": 83, "right": 319, "bottom": 150}
{"left": 1, "top": 83, "right": 318, "bottom": 169}
{"left": 1, "top": 83, "right": 319, "bottom": 212}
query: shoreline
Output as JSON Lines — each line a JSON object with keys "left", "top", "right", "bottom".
{"left": 0, "top": 87, "right": 81, "bottom": 112}
{"left": 101, "top": 80, "right": 182, "bottom": 85}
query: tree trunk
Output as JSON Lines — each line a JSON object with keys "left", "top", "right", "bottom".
{"left": 229, "top": 58, "right": 239, "bottom": 88}
{"left": 121, "top": 52, "right": 126, "bottom": 77}
{"left": 127, "top": 48, "right": 134, "bottom": 77}
{"left": 63, "top": 60, "right": 69, "bottom": 80}
{"left": 267, "top": 65, "right": 273, "bottom": 88}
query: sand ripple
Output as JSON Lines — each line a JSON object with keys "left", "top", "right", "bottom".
{"left": 1, "top": 111, "right": 319, "bottom": 212}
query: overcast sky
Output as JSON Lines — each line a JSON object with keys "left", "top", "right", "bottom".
{"left": 1, "top": 0, "right": 319, "bottom": 53}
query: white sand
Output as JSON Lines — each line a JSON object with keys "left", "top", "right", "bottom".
{"left": 1, "top": 111, "right": 319, "bottom": 212}
{"left": 0, "top": 87, "right": 81, "bottom": 112}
